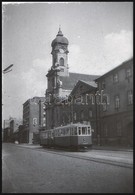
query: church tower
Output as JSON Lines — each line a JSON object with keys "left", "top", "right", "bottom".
{"left": 51, "top": 27, "right": 69, "bottom": 77}
{"left": 45, "top": 28, "right": 70, "bottom": 129}
{"left": 46, "top": 28, "right": 69, "bottom": 97}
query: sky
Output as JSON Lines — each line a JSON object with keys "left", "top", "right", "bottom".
{"left": 2, "top": 2, "right": 133, "bottom": 122}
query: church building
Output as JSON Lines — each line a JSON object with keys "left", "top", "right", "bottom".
{"left": 45, "top": 28, "right": 99, "bottom": 130}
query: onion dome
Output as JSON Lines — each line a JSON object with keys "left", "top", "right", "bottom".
{"left": 51, "top": 27, "right": 69, "bottom": 47}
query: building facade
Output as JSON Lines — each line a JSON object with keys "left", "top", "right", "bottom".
{"left": 9, "top": 118, "right": 22, "bottom": 142}
{"left": 95, "top": 58, "right": 133, "bottom": 146}
{"left": 45, "top": 28, "right": 99, "bottom": 130}
{"left": 23, "top": 96, "right": 45, "bottom": 143}
{"left": 3, "top": 119, "right": 12, "bottom": 142}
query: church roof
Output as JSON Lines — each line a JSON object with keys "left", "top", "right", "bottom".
{"left": 79, "top": 80, "right": 97, "bottom": 88}
{"left": 51, "top": 28, "right": 69, "bottom": 47}
{"left": 59, "top": 72, "right": 100, "bottom": 90}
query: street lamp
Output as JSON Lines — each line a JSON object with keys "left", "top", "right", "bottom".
{"left": 3, "top": 64, "right": 14, "bottom": 74}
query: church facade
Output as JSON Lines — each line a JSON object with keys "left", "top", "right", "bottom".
{"left": 45, "top": 28, "right": 99, "bottom": 130}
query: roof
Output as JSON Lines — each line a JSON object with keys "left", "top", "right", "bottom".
{"left": 51, "top": 28, "right": 69, "bottom": 47}
{"left": 95, "top": 58, "right": 133, "bottom": 81}
{"left": 70, "top": 80, "right": 97, "bottom": 96}
{"left": 80, "top": 80, "right": 97, "bottom": 88}
{"left": 23, "top": 96, "right": 45, "bottom": 105}
{"left": 60, "top": 72, "right": 100, "bottom": 90}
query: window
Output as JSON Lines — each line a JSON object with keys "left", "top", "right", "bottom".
{"left": 116, "top": 121, "right": 122, "bottom": 136}
{"left": 103, "top": 124, "right": 108, "bottom": 137}
{"left": 113, "top": 73, "right": 118, "bottom": 83}
{"left": 78, "top": 127, "right": 81, "bottom": 135}
{"left": 89, "top": 110, "right": 92, "bottom": 117}
{"left": 102, "top": 96, "right": 108, "bottom": 111}
{"left": 82, "top": 127, "right": 87, "bottom": 135}
{"left": 59, "top": 58, "right": 64, "bottom": 66}
{"left": 126, "top": 68, "right": 131, "bottom": 78}
{"left": 70, "top": 128, "right": 73, "bottom": 135}
{"left": 55, "top": 130, "right": 58, "bottom": 136}
{"left": 101, "top": 81, "right": 106, "bottom": 89}
{"left": 75, "top": 95, "right": 82, "bottom": 104}
{"left": 66, "top": 128, "right": 70, "bottom": 135}
{"left": 33, "top": 118, "right": 37, "bottom": 126}
{"left": 58, "top": 129, "right": 61, "bottom": 136}
{"left": 74, "top": 127, "right": 77, "bottom": 135}
{"left": 128, "top": 90, "right": 133, "bottom": 105}
{"left": 115, "top": 96, "right": 120, "bottom": 109}
{"left": 88, "top": 127, "right": 91, "bottom": 135}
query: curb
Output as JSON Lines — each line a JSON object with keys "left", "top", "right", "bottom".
{"left": 92, "top": 147, "right": 133, "bottom": 152}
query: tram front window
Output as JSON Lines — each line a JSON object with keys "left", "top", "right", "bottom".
{"left": 82, "top": 127, "right": 87, "bottom": 135}
{"left": 78, "top": 127, "right": 81, "bottom": 135}
{"left": 88, "top": 127, "right": 90, "bottom": 135}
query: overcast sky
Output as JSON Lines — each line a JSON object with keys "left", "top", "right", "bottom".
{"left": 2, "top": 2, "right": 133, "bottom": 122}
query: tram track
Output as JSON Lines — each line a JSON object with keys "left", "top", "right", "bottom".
{"left": 16, "top": 144, "right": 133, "bottom": 169}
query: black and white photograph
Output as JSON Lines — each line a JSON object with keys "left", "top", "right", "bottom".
{"left": 2, "top": 1, "right": 133, "bottom": 193}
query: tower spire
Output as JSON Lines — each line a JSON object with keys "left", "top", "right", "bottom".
{"left": 59, "top": 24, "right": 61, "bottom": 31}
{"left": 57, "top": 25, "right": 63, "bottom": 36}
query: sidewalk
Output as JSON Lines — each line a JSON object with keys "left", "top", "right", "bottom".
{"left": 92, "top": 145, "right": 133, "bottom": 152}
{"left": 16, "top": 143, "right": 42, "bottom": 149}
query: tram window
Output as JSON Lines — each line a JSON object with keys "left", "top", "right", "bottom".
{"left": 72, "top": 128, "right": 74, "bottom": 135}
{"left": 66, "top": 128, "right": 69, "bottom": 135}
{"left": 88, "top": 127, "right": 90, "bottom": 135}
{"left": 60, "top": 129, "right": 62, "bottom": 136}
{"left": 55, "top": 130, "right": 57, "bottom": 136}
{"left": 58, "top": 130, "right": 60, "bottom": 136}
{"left": 62, "top": 129, "right": 65, "bottom": 136}
{"left": 82, "top": 127, "right": 87, "bottom": 135}
{"left": 70, "top": 128, "right": 72, "bottom": 135}
{"left": 61, "top": 129, "right": 63, "bottom": 135}
{"left": 78, "top": 127, "right": 81, "bottom": 135}
{"left": 65, "top": 128, "right": 67, "bottom": 135}
{"left": 71, "top": 128, "right": 73, "bottom": 135}
{"left": 60, "top": 129, "right": 61, "bottom": 136}
{"left": 74, "top": 127, "right": 77, "bottom": 135}
{"left": 44, "top": 133, "right": 47, "bottom": 138}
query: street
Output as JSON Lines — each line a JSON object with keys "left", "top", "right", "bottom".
{"left": 2, "top": 143, "right": 133, "bottom": 193}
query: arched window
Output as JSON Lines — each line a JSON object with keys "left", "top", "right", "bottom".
{"left": 59, "top": 58, "right": 64, "bottom": 66}
{"left": 115, "top": 95, "right": 120, "bottom": 109}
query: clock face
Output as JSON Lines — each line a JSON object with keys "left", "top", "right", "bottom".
{"left": 59, "top": 49, "right": 64, "bottom": 53}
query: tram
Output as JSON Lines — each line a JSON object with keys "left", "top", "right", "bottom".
{"left": 40, "top": 123, "right": 94, "bottom": 151}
